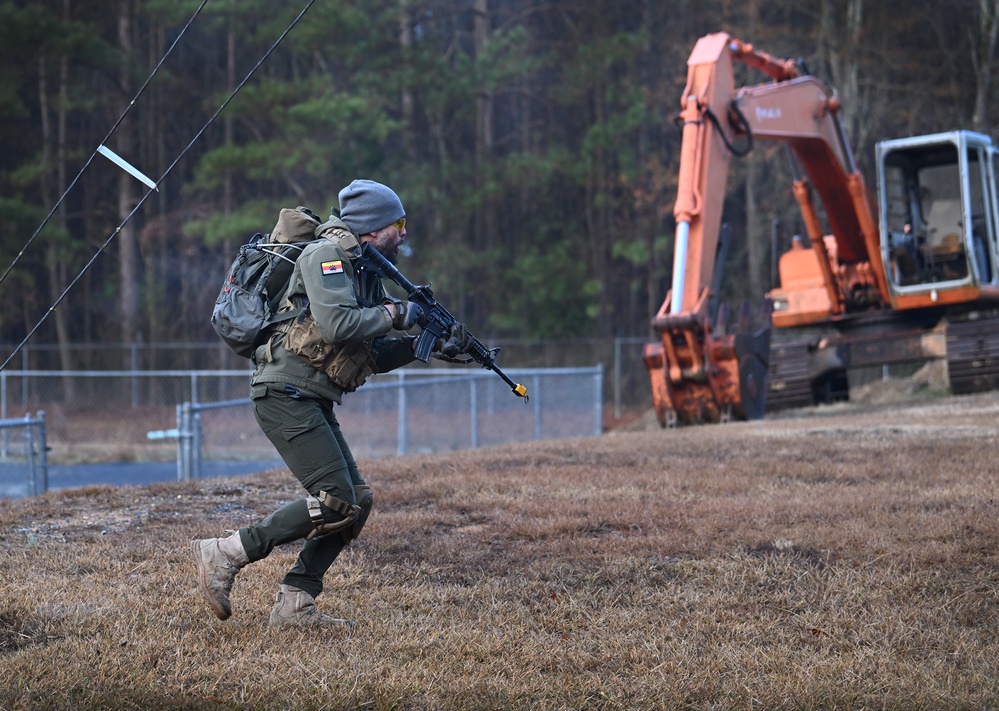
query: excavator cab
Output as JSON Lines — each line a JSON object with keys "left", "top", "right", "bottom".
{"left": 877, "top": 131, "right": 999, "bottom": 297}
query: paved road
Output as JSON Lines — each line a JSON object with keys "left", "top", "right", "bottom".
{"left": 1, "top": 459, "right": 282, "bottom": 499}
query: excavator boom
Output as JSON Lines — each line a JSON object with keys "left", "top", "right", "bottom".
{"left": 646, "top": 32, "right": 884, "bottom": 426}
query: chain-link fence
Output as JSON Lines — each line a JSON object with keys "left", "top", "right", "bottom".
{"left": 175, "top": 367, "right": 603, "bottom": 480}
{"left": 0, "top": 366, "right": 603, "bottom": 495}
{"left": 1, "top": 338, "right": 654, "bottom": 416}
{"left": 0, "top": 369, "right": 250, "bottom": 471}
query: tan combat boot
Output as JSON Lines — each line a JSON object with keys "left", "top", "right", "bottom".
{"left": 268, "top": 584, "right": 355, "bottom": 628}
{"left": 190, "top": 532, "right": 249, "bottom": 620}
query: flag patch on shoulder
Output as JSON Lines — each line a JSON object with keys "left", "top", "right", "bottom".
{"left": 321, "top": 260, "right": 344, "bottom": 275}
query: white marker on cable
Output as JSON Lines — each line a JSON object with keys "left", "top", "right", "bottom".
{"left": 97, "top": 145, "right": 159, "bottom": 192}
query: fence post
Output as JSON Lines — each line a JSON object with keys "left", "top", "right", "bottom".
{"left": 131, "top": 341, "right": 139, "bottom": 409}
{"left": 193, "top": 411, "right": 203, "bottom": 480}
{"left": 594, "top": 367, "right": 604, "bottom": 435}
{"left": 397, "top": 371, "right": 408, "bottom": 457}
{"left": 614, "top": 338, "right": 622, "bottom": 420}
{"left": 177, "top": 402, "right": 192, "bottom": 482}
{"left": 470, "top": 378, "right": 478, "bottom": 449}
{"left": 25, "top": 413, "right": 39, "bottom": 496}
{"left": 1, "top": 371, "right": 7, "bottom": 458}
{"left": 25, "top": 414, "right": 35, "bottom": 495}
{"left": 21, "top": 347, "right": 28, "bottom": 411}
{"left": 23, "top": 411, "right": 47, "bottom": 496}
{"left": 35, "top": 410, "right": 47, "bottom": 495}
{"left": 533, "top": 374, "right": 542, "bottom": 440}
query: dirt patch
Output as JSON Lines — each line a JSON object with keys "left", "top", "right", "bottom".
{"left": 0, "top": 610, "right": 58, "bottom": 655}
{"left": 615, "top": 361, "right": 952, "bottom": 432}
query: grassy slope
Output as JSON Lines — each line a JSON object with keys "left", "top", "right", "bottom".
{"left": 2, "top": 391, "right": 998, "bottom": 710}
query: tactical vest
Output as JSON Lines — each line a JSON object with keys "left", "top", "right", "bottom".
{"left": 273, "top": 228, "right": 383, "bottom": 392}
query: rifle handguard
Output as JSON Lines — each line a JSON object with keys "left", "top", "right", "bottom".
{"left": 357, "top": 243, "right": 528, "bottom": 401}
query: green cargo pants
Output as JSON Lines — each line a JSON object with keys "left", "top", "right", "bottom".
{"left": 239, "top": 382, "right": 366, "bottom": 599}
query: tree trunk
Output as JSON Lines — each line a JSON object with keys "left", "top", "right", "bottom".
{"left": 399, "top": 0, "right": 416, "bottom": 165}
{"left": 117, "top": 0, "right": 140, "bottom": 361}
{"left": 818, "top": 0, "right": 865, "bottom": 149}
{"left": 474, "top": 0, "right": 494, "bottom": 230}
{"left": 55, "top": 22, "right": 77, "bottom": 395}
{"left": 473, "top": 0, "right": 497, "bottom": 328}
{"left": 972, "top": 0, "right": 999, "bottom": 132}
{"left": 39, "top": 31, "right": 76, "bottom": 398}
{"left": 142, "top": 19, "right": 162, "bottom": 371}
{"left": 745, "top": 0, "right": 765, "bottom": 301}
{"left": 220, "top": 0, "right": 237, "bottom": 368}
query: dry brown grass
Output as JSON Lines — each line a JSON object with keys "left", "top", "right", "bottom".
{"left": 2, "top": 389, "right": 999, "bottom": 709}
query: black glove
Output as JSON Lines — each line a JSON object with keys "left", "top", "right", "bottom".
{"left": 391, "top": 301, "right": 423, "bottom": 330}
{"left": 439, "top": 321, "right": 472, "bottom": 358}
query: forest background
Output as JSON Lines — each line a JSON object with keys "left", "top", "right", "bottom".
{"left": 1, "top": 0, "right": 998, "bottom": 373}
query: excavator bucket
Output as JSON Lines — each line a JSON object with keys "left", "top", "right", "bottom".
{"left": 644, "top": 299, "right": 771, "bottom": 427}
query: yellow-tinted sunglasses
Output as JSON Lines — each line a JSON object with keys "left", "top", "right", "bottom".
{"left": 392, "top": 218, "right": 406, "bottom": 232}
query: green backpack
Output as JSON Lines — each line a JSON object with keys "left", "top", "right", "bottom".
{"left": 210, "top": 206, "right": 321, "bottom": 358}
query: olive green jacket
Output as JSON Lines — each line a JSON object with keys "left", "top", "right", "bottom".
{"left": 251, "top": 216, "right": 416, "bottom": 403}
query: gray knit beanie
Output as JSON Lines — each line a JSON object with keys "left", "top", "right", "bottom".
{"left": 337, "top": 179, "right": 406, "bottom": 235}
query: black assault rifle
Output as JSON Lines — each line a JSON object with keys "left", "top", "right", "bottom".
{"left": 357, "top": 242, "right": 528, "bottom": 401}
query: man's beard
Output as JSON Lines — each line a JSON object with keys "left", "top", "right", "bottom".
{"left": 372, "top": 233, "right": 400, "bottom": 264}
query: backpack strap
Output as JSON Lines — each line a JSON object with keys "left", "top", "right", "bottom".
{"left": 262, "top": 310, "right": 304, "bottom": 363}
{"left": 316, "top": 223, "right": 362, "bottom": 257}
{"left": 261, "top": 227, "right": 361, "bottom": 363}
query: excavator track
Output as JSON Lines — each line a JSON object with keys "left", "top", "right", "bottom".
{"left": 765, "top": 340, "right": 814, "bottom": 412}
{"left": 946, "top": 317, "right": 999, "bottom": 395}
{"left": 762, "top": 315, "right": 999, "bottom": 412}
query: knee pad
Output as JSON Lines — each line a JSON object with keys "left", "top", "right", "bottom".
{"left": 341, "top": 485, "right": 373, "bottom": 545}
{"left": 304, "top": 491, "right": 360, "bottom": 541}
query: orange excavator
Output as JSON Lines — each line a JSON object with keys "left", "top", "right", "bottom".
{"left": 644, "top": 32, "right": 999, "bottom": 426}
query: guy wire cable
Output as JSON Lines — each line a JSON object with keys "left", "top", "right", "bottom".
{"left": 0, "top": 0, "right": 319, "bottom": 372}
{"left": 0, "top": 0, "right": 210, "bottom": 291}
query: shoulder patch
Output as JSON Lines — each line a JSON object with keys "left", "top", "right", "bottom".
{"left": 321, "top": 260, "right": 344, "bottom": 276}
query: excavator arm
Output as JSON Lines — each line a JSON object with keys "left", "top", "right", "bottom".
{"left": 644, "top": 32, "right": 888, "bottom": 427}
